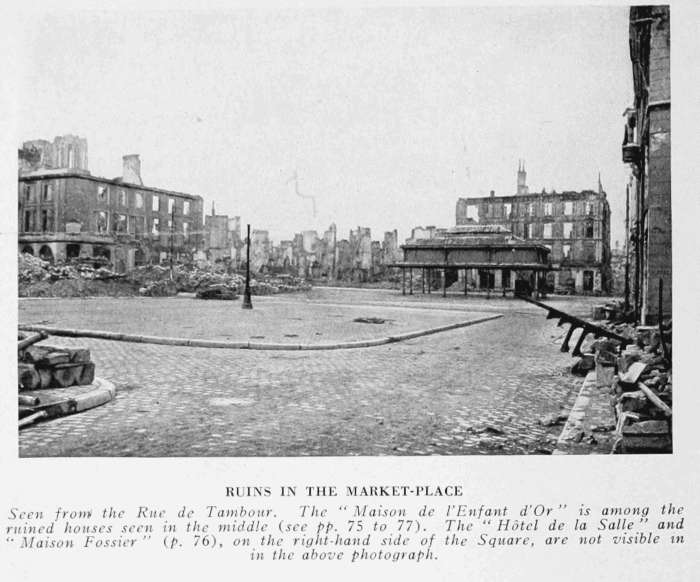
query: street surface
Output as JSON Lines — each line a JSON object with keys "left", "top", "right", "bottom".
{"left": 18, "top": 289, "right": 605, "bottom": 457}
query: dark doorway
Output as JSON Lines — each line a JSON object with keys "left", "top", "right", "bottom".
{"left": 66, "top": 244, "right": 81, "bottom": 259}
{"left": 479, "top": 269, "right": 495, "bottom": 289}
{"left": 501, "top": 268, "right": 511, "bottom": 288}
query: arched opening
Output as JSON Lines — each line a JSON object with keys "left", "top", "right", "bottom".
{"left": 38, "top": 245, "right": 53, "bottom": 263}
{"left": 21, "top": 245, "right": 34, "bottom": 256}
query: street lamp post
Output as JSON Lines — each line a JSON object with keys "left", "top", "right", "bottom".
{"left": 242, "top": 223, "right": 253, "bottom": 309}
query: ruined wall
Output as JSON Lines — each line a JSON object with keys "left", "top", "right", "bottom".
{"left": 20, "top": 135, "right": 88, "bottom": 175}
{"left": 627, "top": 5, "right": 671, "bottom": 323}
{"left": 456, "top": 190, "right": 611, "bottom": 293}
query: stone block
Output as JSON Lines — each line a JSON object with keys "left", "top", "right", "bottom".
{"left": 618, "top": 390, "right": 648, "bottom": 413}
{"left": 620, "top": 420, "right": 672, "bottom": 453}
{"left": 618, "top": 361, "right": 648, "bottom": 385}
{"left": 593, "top": 305, "right": 606, "bottom": 320}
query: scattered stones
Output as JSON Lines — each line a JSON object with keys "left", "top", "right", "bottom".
{"left": 591, "top": 424, "right": 615, "bottom": 433}
{"left": 571, "top": 354, "right": 595, "bottom": 376}
{"left": 538, "top": 413, "right": 564, "bottom": 427}
{"left": 618, "top": 361, "right": 648, "bottom": 385}
{"left": 353, "top": 317, "right": 387, "bottom": 324}
{"left": 618, "top": 391, "right": 648, "bottom": 413}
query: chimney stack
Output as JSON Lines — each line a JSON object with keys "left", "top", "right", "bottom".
{"left": 122, "top": 154, "right": 143, "bottom": 185}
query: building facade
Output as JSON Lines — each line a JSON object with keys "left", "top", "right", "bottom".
{"left": 18, "top": 138, "right": 204, "bottom": 272}
{"left": 623, "top": 5, "right": 671, "bottom": 324}
{"left": 455, "top": 164, "right": 611, "bottom": 294}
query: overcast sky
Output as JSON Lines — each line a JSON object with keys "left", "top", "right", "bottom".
{"left": 19, "top": 6, "right": 633, "bottom": 245}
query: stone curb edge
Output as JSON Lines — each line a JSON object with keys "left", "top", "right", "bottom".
{"left": 19, "top": 314, "right": 503, "bottom": 351}
{"left": 19, "top": 377, "right": 116, "bottom": 427}
{"left": 552, "top": 370, "right": 597, "bottom": 455}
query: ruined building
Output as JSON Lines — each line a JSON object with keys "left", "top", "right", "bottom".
{"left": 455, "top": 163, "right": 611, "bottom": 294}
{"left": 18, "top": 136, "right": 204, "bottom": 271}
{"left": 203, "top": 204, "right": 243, "bottom": 265}
{"left": 623, "top": 5, "right": 671, "bottom": 324}
{"left": 18, "top": 135, "right": 89, "bottom": 175}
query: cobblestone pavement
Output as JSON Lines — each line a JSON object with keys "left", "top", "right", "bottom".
{"left": 19, "top": 296, "right": 480, "bottom": 343}
{"left": 18, "top": 290, "right": 606, "bottom": 457}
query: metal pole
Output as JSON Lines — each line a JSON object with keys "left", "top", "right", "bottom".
{"left": 332, "top": 226, "right": 337, "bottom": 280}
{"left": 242, "top": 224, "right": 253, "bottom": 309}
{"left": 169, "top": 204, "right": 175, "bottom": 280}
{"left": 409, "top": 268, "right": 413, "bottom": 295}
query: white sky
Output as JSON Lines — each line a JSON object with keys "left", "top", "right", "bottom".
{"left": 18, "top": 6, "right": 633, "bottom": 245}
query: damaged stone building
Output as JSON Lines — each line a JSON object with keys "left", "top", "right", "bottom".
{"left": 225, "top": 223, "right": 402, "bottom": 282}
{"left": 203, "top": 205, "right": 244, "bottom": 265}
{"left": 18, "top": 136, "right": 204, "bottom": 271}
{"left": 455, "top": 163, "right": 611, "bottom": 294}
{"left": 623, "top": 5, "right": 671, "bottom": 324}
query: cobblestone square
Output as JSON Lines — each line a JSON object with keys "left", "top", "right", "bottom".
{"left": 18, "top": 289, "right": 604, "bottom": 457}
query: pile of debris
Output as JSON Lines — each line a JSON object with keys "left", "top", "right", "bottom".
{"left": 18, "top": 253, "right": 122, "bottom": 283}
{"left": 19, "top": 254, "right": 312, "bottom": 298}
{"left": 127, "top": 264, "right": 244, "bottom": 297}
{"left": 129, "top": 264, "right": 310, "bottom": 298}
{"left": 609, "top": 323, "right": 672, "bottom": 453}
{"left": 521, "top": 294, "right": 672, "bottom": 454}
{"left": 18, "top": 331, "right": 103, "bottom": 428}
{"left": 18, "top": 332, "right": 95, "bottom": 391}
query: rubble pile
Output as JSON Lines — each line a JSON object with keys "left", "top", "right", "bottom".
{"left": 18, "top": 332, "right": 96, "bottom": 391}
{"left": 18, "top": 331, "right": 100, "bottom": 428}
{"left": 19, "top": 254, "right": 311, "bottom": 298}
{"left": 586, "top": 320, "right": 672, "bottom": 454}
{"left": 18, "top": 253, "right": 121, "bottom": 283}
{"left": 130, "top": 264, "right": 310, "bottom": 297}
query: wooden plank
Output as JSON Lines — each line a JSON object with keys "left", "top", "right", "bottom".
{"left": 17, "top": 332, "right": 48, "bottom": 351}
{"left": 38, "top": 368, "right": 52, "bottom": 389}
{"left": 52, "top": 366, "right": 80, "bottom": 388}
{"left": 78, "top": 363, "right": 95, "bottom": 385}
{"left": 637, "top": 382, "right": 672, "bottom": 417}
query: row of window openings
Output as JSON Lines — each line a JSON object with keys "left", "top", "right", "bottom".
{"left": 95, "top": 212, "right": 191, "bottom": 236}
{"left": 22, "top": 184, "right": 192, "bottom": 217}
{"left": 22, "top": 184, "right": 53, "bottom": 203}
{"left": 521, "top": 223, "right": 595, "bottom": 239}
{"left": 97, "top": 186, "right": 191, "bottom": 215}
{"left": 21, "top": 210, "right": 191, "bottom": 236}
{"left": 542, "top": 244, "right": 603, "bottom": 262}
{"left": 23, "top": 210, "right": 54, "bottom": 232}
{"left": 470, "top": 201, "right": 596, "bottom": 219}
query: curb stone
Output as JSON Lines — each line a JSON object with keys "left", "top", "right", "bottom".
{"left": 20, "top": 377, "right": 116, "bottom": 427}
{"left": 553, "top": 370, "right": 616, "bottom": 455}
{"left": 19, "top": 314, "right": 502, "bottom": 351}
